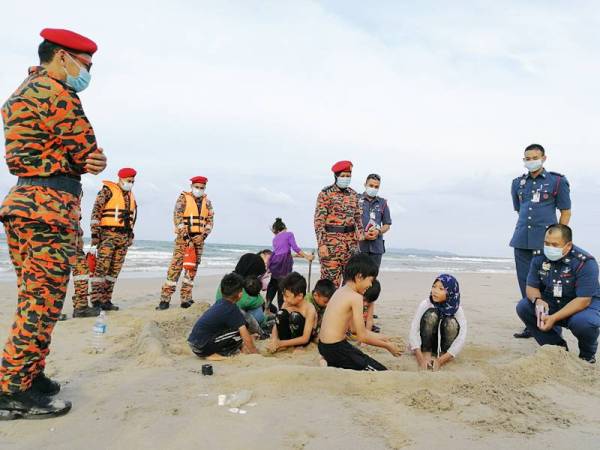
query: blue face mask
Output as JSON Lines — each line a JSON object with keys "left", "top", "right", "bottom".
{"left": 544, "top": 245, "right": 565, "bottom": 261}
{"left": 365, "top": 187, "right": 379, "bottom": 197}
{"left": 524, "top": 159, "right": 543, "bottom": 172}
{"left": 64, "top": 54, "right": 91, "bottom": 92}
{"left": 336, "top": 176, "right": 351, "bottom": 189}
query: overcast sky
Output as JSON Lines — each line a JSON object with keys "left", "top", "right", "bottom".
{"left": 1, "top": 1, "right": 599, "bottom": 257}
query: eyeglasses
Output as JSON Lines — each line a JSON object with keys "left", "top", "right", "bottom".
{"left": 65, "top": 51, "right": 93, "bottom": 71}
{"left": 367, "top": 173, "right": 381, "bottom": 181}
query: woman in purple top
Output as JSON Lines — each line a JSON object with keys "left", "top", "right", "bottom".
{"left": 267, "top": 218, "right": 314, "bottom": 309}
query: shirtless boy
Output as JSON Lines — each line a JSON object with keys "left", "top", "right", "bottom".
{"left": 318, "top": 254, "right": 401, "bottom": 370}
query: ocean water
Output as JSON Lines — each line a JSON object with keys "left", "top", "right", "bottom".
{"left": 0, "top": 237, "right": 514, "bottom": 280}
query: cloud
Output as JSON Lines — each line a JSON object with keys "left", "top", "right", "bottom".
{"left": 240, "top": 186, "right": 294, "bottom": 207}
{"left": 0, "top": 1, "right": 599, "bottom": 257}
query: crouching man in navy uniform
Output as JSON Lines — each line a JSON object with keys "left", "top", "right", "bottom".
{"left": 516, "top": 224, "right": 600, "bottom": 364}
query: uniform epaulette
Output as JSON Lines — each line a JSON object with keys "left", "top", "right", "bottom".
{"left": 548, "top": 171, "right": 564, "bottom": 177}
{"left": 514, "top": 174, "right": 527, "bottom": 183}
{"left": 573, "top": 251, "right": 593, "bottom": 263}
{"left": 321, "top": 185, "right": 336, "bottom": 193}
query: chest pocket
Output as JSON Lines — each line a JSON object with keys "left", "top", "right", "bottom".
{"left": 539, "top": 183, "right": 555, "bottom": 204}
{"left": 559, "top": 272, "right": 576, "bottom": 296}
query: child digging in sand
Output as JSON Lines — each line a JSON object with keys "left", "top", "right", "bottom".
{"left": 267, "top": 272, "right": 317, "bottom": 353}
{"left": 318, "top": 254, "right": 402, "bottom": 370}
{"left": 188, "top": 273, "right": 258, "bottom": 360}
{"left": 348, "top": 279, "right": 383, "bottom": 343}
{"left": 409, "top": 274, "right": 467, "bottom": 371}
{"left": 306, "top": 278, "right": 336, "bottom": 337}
{"left": 363, "top": 279, "right": 381, "bottom": 333}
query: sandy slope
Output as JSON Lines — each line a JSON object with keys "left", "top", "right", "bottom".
{"left": 0, "top": 272, "right": 598, "bottom": 450}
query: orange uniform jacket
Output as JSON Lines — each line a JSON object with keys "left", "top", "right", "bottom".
{"left": 0, "top": 66, "right": 98, "bottom": 230}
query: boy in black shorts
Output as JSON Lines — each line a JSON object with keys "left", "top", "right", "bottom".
{"left": 318, "top": 254, "right": 401, "bottom": 370}
{"left": 267, "top": 272, "right": 317, "bottom": 353}
{"left": 188, "top": 273, "right": 257, "bottom": 360}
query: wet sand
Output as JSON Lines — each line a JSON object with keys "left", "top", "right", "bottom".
{"left": 0, "top": 271, "right": 598, "bottom": 449}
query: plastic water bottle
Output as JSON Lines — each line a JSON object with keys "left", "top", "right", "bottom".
{"left": 92, "top": 311, "right": 107, "bottom": 353}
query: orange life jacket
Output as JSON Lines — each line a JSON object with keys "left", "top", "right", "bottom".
{"left": 99, "top": 181, "right": 137, "bottom": 228}
{"left": 182, "top": 192, "right": 209, "bottom": 234}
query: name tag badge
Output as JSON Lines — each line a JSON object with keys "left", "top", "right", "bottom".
{"left": 532, "top": 191, "right": 541, "bottom": 203}
{"left": 553, "top": 283, "right": 563, "bottom": 298}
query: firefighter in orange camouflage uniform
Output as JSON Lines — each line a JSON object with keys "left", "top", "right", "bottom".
{"left": 0, "top": 28, "right": 107, "bottom": 419}
{"left": 90, "top": 168, "right": 138, "bottom": 312}
{"left": 314, "top": 161, "right": 364, "bottom": 287}
{"left": 70, "top": 227, "right": 100, "bottom": 318}
{"left": 157, "top": 176, "right": 214, "bottom": 310}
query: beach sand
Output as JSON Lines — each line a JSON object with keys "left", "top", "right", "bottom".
{"left": 0, "top": 271, "right": 598, "bottom": 449}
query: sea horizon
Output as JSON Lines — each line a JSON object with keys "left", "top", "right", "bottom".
{"left": 0, "top": 237, "right": 515, "bottom": 280}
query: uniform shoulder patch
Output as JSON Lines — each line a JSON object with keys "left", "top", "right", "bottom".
{"left": 321, "top": 185, "right": 336, "bottom": 193}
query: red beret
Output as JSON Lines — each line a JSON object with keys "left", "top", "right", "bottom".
{"left": 331, "top": 160, "right": 353, "bottom": 173}
{"left": 40, "top": 28, "right": 98, "bottom": 55}
{"left": 190, "top": 176, "right": 208, "bottom": 184}
{"left": 118, "top": 168, "right": 137, "bottom": 178}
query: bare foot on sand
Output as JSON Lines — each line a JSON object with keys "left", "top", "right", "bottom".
{"left": 206, "top": 353, "right": 227, "bottom": 361}
{"left": 319, "top": 357, "right": 328, "bottom": 367}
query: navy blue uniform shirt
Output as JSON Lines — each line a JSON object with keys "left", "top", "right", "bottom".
{"left": 358, "top": 194, "right": 392, "bottom": 255}
{"left": 526, "top": 245, "right": 600, "bottom": 313}
{"left": 510, "top": 169, "right": 571, "bottom": 250}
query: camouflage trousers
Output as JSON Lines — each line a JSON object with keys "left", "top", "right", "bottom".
{"left": 91, "top": 230, "right": 131, "bottom": 305}
{"left": 1, "top": 217, "right": 76, "bottom": 393}
{"left": 319, "top": 232, "right": 358, "bottom": 288}
{"left": 72, "top": 237, "right": 90, "bottom": 310}
{"left": 160, "top": 236, "right": 204, "bottom": 303}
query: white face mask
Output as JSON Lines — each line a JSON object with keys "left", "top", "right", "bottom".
{"left": 192, "top": 188, "right": 205, "bottom": 198}
{"left": 120, "top": 181, "right": 133, "bottom": 192}
{"left": 524, "top": 159, "right": 543, "bottom": 172}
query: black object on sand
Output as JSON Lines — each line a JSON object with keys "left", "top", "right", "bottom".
{"left": 201, "top": 364, "right": 213, "bottom": 376}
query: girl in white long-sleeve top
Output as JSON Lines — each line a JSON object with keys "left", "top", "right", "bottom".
{"left": 409, "top": 274, "right": 467, "bottom": 370}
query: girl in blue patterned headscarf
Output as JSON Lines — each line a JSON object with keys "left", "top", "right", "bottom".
{"left": 409, "top": 273, "right": 467, "bottom": 371}
{"left": 429, "top": 274, "right": 460, "bottom": 317}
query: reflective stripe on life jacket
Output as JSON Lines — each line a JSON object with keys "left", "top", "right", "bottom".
{"left": 99, "top": 181, "right": 137, "bottom": 228}
{"left": 182, "top": 192, "right": 209, "bottom": 234}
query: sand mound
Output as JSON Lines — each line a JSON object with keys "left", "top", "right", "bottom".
{"left": 117, "top": 302, "right": 211, "bottom": 365}
{"left": 405, "top": 388, "right": 454, "bottom": 412}
{"left": 132, "top": 321, "right": 173, "bottom": 367}
{"left": 211, "top": 344, "right": 598, "bottom": 436}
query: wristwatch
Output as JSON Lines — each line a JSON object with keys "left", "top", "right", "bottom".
{"left": 532, "top": 297, "right": 542, "bottom": 305}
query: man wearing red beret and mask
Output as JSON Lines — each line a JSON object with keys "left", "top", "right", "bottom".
{"left": 157, "top": 176, "right": 214, "bottom": 310}
{"left": 314, "top": 161, "right": 364, "bottom": 287}
{"left": 89, "top": 168, "right": 138, "bottom": 311}
{"left": 0, "top": 28, "right": 106, "bottom": 418}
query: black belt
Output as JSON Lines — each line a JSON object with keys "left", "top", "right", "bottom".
{"left": 325, "top": 225, "right": 355, "bottom": 233}
{"left": 17, "top": 175, "right": 82, "bottom": 197}
{"left": 101, "top": 226, "right": 132, "bottom": 234}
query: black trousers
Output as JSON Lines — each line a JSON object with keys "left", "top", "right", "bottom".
{"left": 266, "top": 277, "right": 284, "bottom": 310}
{"left": 189, "top": 328, "right": 243, "bottom": 357}
{"left": 420, "top": 308, "right": 459, "bottom": 356}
